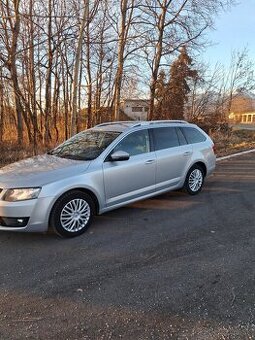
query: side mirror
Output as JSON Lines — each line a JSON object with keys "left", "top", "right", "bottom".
{"left": 110, "top": 150, "right": 130, "bottom": 161}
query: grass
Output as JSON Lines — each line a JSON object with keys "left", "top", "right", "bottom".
{"left": 211, "top": 129, "right": 255, "bottom": 157}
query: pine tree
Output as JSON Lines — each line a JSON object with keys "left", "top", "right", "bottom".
{"left": 154, "top": 70, "right": 167, "bottom": 119}
{"left": 155, "top": 47, "right": 198, "bottom": 120}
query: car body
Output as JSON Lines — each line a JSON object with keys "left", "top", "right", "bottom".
{"left": 0, "top": 120, "right": 216, "bottom": 237}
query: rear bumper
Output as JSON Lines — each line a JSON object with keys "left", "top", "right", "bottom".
{"left": 206, "top": 156, "right": 216, "bottom": 176}
{"left": 0, "top": 196, "right": 54, "bottom": 232}
{"left": 206, "top": 164, "right": 215, "bottom": 177}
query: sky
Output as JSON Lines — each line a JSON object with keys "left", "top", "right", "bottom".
{"left": 202, "top": 0, "right": 255, "bottom": 67}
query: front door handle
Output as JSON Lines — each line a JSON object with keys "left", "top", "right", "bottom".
{"left": 145, "top": 159, "right": 156, "bottom": 164}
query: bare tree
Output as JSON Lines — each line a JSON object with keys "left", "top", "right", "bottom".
{"left": 186, "top": 49, "right": 255, "bottom": 123}
{"left": 0, "top": 0, "right": 24, "bottom": 142}
{"left": 0, "top": 0, "right": 236, "bottom": 147}
{"left": 71, "top": 0, "right": 89, "bottom": 135}
{"left": 113, "top": 0, "right": 136, "bottom": 120}
{"left": 140, "top": 0, "right": 233, "bottom": 120}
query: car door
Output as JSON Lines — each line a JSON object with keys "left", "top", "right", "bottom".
{"left": 103, "top": 129, "right": 156, "bottom": 207}
{"left": 152, "top": 127, "right": 193, "bottom": 191}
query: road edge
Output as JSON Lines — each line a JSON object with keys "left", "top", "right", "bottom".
{"left": 217, "top": 148, "right": 255, "bottom": 162}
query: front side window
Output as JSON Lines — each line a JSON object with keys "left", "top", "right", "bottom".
{"left": 113, "top": 130, "right": 150, "bottom": 156}
{"left": 49, "top": 130, "right": 120, "bottom": 160}
{"left": 181, "top": 127, "right": 206, "bottom": 144}
{"left": 152, "top": 127, "right": 180, "bottom": 150}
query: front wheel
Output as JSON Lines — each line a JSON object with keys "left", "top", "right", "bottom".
{"left": 184, "top": 165, "right": 205, "bottom": 195}
{"left": 49, "top": 190, "right": 95, "bottom": 238}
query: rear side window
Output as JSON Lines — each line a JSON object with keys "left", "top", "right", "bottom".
{"left": 181, "top": 127, "right": 206, "bottom": 144}
{"left": 152, "top": 127, "right": 179, "bottom": 150}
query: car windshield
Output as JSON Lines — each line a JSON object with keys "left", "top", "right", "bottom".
{"left": 48, "top": 130, "right": 120, "bottom": 160}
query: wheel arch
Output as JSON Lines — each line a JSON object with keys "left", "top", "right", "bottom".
{"left": 189, "top": 161, "right": 207, "bottom": 177}
{"left": 183, "top": 161, "right": 206, "bottom": 195}
{"left": 48, "top": 187, "right": 100, "bottom": 231}
{"left": 56, "top": 188, "right": 99, "bottom": 214}
{"left": 48, "top": 188, "right": 99, "bottom": 237}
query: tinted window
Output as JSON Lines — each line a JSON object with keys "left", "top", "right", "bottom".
{"left": 176, "top": 127, "right": 187, "bottom": 146}
{"left": 181, "top": 127, "right": 206, "bottom": 144}
{"left": 49, "top": 130, "right": 120, "bottom": 160}
{"left": 153, "top": 127, "right": 179, "bottom": 150}
{"left": 114, "top": 130, "right": 150, "bottom": 156}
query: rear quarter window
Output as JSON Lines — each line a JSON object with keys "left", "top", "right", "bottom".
{"left": 181, "top": 127, "right": 206, "bottom": 144}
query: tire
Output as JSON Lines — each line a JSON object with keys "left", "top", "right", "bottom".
{"left": 184, "top": 165, "right": 205, "bottom": 195}
{"left": 49, "top": 190, "right": 95, "bottom": 238}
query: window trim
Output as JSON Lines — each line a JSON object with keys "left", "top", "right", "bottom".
{"left": 176, "top": 127, "right": 188, "bottom": 146}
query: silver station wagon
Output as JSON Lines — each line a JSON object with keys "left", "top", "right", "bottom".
{"left": 0, "top": 121, "right": 216, "bottom": 237}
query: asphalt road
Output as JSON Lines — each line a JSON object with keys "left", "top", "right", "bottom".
{"left": 0, "top": 153, "right": 255, "bottom": 339}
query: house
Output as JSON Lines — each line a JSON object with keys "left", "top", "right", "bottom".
{"left": 229, "top": 93, "right": 255, "bottom": 124}
{"left": 240, "top": 112, "right": 255, "bottom": 123}
{"left": 120, "top": 99, "right": 150, "bottom": 120}
{"left": 229, "top": 111, "right": 255, "bottom": 124}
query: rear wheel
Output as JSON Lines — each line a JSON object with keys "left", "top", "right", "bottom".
{"left": 50, "top": 190, "right": 95, "bottom": 238}
{"left": 184, "top": 165, "right": 204, "bottom": 195}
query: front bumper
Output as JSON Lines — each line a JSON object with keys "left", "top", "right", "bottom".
{"left": 0, "top": 196, "right": 55, "bottom": 232}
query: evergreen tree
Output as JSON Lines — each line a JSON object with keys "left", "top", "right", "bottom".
{"left": 154, "top": 70, "right": 167, "bottom": 119}
{"left": 155, "top": 47, "right": 198, "bottom": 120}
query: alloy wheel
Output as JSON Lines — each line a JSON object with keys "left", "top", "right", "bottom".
{"left": 188, "top": 169, "right": 203, "bottom": 192}
{"left": 60, "top": 198, "right": 91, "bottom": 232}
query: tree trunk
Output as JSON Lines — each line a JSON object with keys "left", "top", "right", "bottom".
{"left": 85, "top": 9, "right": 93, "bottom": 129}
{"left": 44, "top": 0, "right": 53, "bottom": 145}
{"left": 71, "top": 0, "right": 89, "bottom": 135}
{"left": 29, "top": 0, "right": 38, "bottom": 154}
{"left": 148, "top": 2, "right": 167, "bottom": 121}
{"left": 11, "top": 0, "right": 23, "bottom": 143}
{"left": 113, "top": 0, "right": 129, "bottom": 121}
{"left": 0, "top": 76, "right": 4, "bottom": 142}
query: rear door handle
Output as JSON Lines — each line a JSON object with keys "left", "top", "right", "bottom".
{"left": 183, "top": 151, "right": 192, "bottom": 156}
{"left": 145, "top": 159, "right": 156, "bottom": 164}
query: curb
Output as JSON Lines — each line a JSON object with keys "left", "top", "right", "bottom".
{"left": 216, "top": 148, "right": 255, "bottom": 162}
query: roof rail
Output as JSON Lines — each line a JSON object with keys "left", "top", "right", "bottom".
{"left": 95, "top": 120, "right": 188, "bottom": 129}
{"left": 95, "top": 121, "right": 139, "bottom": 127}
{"left": 149, "top": 120, "right": 188, "bottom": 125}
